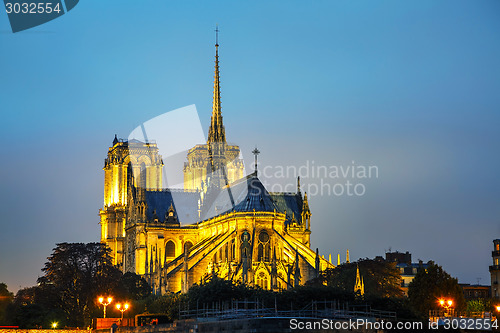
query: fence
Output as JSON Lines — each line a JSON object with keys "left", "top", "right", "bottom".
{"left": 178, "top": 299, "right": 397, "bottom": 322}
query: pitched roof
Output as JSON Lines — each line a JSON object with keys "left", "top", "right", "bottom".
{"left": 201, "top": 174, "right": 277, "bottom": 220}
{"left": 270, "top": 192, "right": 303, "bottom": 225}
{"left": 144, "top": 189, "right": 200, "bottom": 224}
{"left": 140, "top": 175, "right": 305, "bottom": 226}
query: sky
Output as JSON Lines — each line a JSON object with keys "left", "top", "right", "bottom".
{"left": 0, "top": 0, "right": 499, "bottom": 292}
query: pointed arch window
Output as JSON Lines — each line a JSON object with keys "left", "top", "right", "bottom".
{"left": 165, "top": 241, "right": 175, "bottom": 258}
{"left": 256, "top": 271, "right": 269, "bottom": 290}
{"left": 278, "top": 272, "right": 284, "bottom": 290}
{"left": 139, "top": 162, "right": 147, "bottom": 189}
{"left": 184, "top": 241, "right": 193, "bottom": 253}
{"left": 257, "top": 230, "right": 270, "bottom": 262}
{"left": 258, "top": 244, "right": 264, "bottom": 262}
{"left": 230, "top": 239, "right": 235, "bottom": 261}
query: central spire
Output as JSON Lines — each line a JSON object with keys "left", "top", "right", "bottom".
{"left": 208, "top": 25, "right": 226, "bottom": 144}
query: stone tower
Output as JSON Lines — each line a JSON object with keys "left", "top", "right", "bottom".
{"left": 99, "top": 137, "right": 163, "bottom": 268}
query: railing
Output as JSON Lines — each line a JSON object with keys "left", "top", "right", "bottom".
{"left": 179, "top": 300, "right": 397, "bottom": 322}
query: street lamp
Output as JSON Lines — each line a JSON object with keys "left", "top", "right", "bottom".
{"left": 51, "top": 322, "right": 57, "bottom": 329}
{"left": 116, "top": 303, "right": 130, "bottom": 319}
{"left": 98, "top": 296, "right": 113, "bottom": 318}
{"left": 438, "top": 299, "right": 454, "bottom": 317}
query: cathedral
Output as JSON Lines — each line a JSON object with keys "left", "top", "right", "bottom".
{"left": 99, "top": 35, "right": 334, "bottom": 294}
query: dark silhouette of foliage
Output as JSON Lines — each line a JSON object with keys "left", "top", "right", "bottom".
{"left": 141, "top": 293, "right": 186, "bottom": 321}
{"left": 0, "top": 283, "right": 13, "bottom": 325}
{"left": 172, "top": 276, "right": 417, "bottom": 321}
{"left": 4, "top": 243, "right": 151, "bottom": 327}
{"left": 466, "top": 298, "right": 492, "bottom": 316}
{"left": 312, "top": 259, "right": 404, "bottom": 298}
{"left": 5, "top": 285, "right": 65, "bottom": 328}
{"left": 408, "top": 261, "right": 466, "bottom": 317}
{"left": 36, "top": 242, "right": 123, "bottom": 327}
{"left": 187, "top": 276, "right": 255, "bottom": 304}
{"left": 114, "top": 272, "right": 152, "bottom": 301}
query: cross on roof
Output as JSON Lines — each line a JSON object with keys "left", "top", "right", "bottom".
{"left": 252, "top": 147, "right": 260, "bottom": 175}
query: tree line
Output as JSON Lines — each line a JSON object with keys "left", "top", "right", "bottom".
{"left": 0, "top": 242, "right": 481, "bottom": 328}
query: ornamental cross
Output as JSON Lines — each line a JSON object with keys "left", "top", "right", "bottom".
{"left": 252, "top": 147, "right": 260, "bottom": 175}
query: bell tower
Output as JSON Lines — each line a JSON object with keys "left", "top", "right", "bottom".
{"left": 99, "top": 136, "right": 163, "bottom": 268}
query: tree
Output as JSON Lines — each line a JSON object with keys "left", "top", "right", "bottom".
{"left": 315, "top": 259, "right": 404, "bottom": 298}
{"left": 408, "top": 261, "right": 466, "bottom": 317}
{"left": 3, "top": 243, "right": 154, "bottom": 327}
{"left": 0, "top": 283, "right": 13, "bottom": 325}
{"left": 116, "top": 272, "right": 151, "bottom": 300}
{"left": 37, "top": 242, "right": 123, "bottom": 327}
{"left": 143, "top": 293, "right": 185, "bottom": 321}
{"left": 5, "top": 286, "right": 63, "bottom": 328}
{"left": 187, "top": 276, "right": 254, "bottom": 305}
{"left": 466, "top": 298, "right": 491, "bottom": 316}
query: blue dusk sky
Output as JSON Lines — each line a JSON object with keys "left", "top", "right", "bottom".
{"left": 0, "top": 1, "right": 499, "bottom": 292}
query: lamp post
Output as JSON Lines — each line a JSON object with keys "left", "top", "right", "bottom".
{"left": 438, "top": 299, "right": 454, "bottom": 317}
{"left": 116, "top": 303, "right": 130, "bottom": 319}
{"left": 98, "top": 296, "right": 113, "bottom": 318}
{"left": 51, "top": 322, "right": 57, "bottom": 330}
{"left": 493, "top": 305, "right": 500, "bottom": 322}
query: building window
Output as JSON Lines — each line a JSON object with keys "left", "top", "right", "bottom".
{"left": 258, "top": 244, "right": 264, "bottom": 262}
{"left": 240, "top": 231, "right": 251, "bottom": 261}
{"left": 139, "top": 162, "right": 147, "bottom": 188}
{"left": 231, "top": 239, "right": 235, "bottom": 261}
{"left": 257, "top": 230, "right": 270, "bottom": 262}
{"left": 278, "top": 272, "right": 284, "bottom": 290}
{"left": 185, "top": 241, "right": 193, "bottom": 253}
{"left": 165, "top": 241, "right": 175, "bottom": 258}
{"left": 256, "top": 271, "right": 269, "bottom": 290}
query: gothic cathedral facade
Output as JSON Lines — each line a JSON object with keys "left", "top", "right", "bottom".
{"left": 99, "top": 38, "right": 334, "bottom": 294}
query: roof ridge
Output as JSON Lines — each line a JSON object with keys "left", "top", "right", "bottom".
{"left": 144, "top": 188, "right": 200, "bottom": 193}
{"left": 269, "top": 192, "right": 300, "bottom": 196}
{"left": 221, "top": 173, "right": 256, "bottom": 189}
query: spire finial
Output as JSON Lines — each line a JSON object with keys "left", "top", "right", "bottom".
{"left": 252, "top": 147, "right": 260, "bottom": 176}
{"left": 215, "top": 24, "right": 219, "bottom": 47}
{"left": 208, "top": 25, "right": 226, "bottom": 144}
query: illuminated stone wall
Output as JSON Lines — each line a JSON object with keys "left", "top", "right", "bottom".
{"left": 100, "top": 139, "right": 163, "bottom": 268}
{"left": 183, "top": 143, "right": 244, "bottom": 191}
